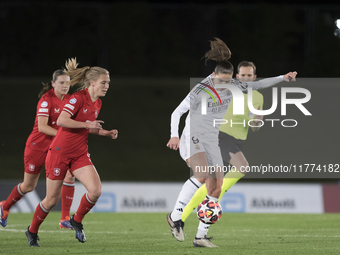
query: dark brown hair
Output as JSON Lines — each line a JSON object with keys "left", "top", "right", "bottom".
{"left": 214, "top": 61, "right": 234, "bottom": 75}
{"left": 204, "top": 37, "right": 232, "bottom": 65}
{"left": 204, "top": 38, "right": 233, "bottom": 75}
{"left": 38, "top": 69, "right": 66, "bottom": 98}
{"left": 237, "top": 61, "right": 256, "bottom": 74}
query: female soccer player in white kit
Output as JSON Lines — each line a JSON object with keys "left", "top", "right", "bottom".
{"left": 166, "top": 38, "right": 297, "bottom": 247}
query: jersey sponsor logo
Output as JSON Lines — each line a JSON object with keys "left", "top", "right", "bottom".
{"left": 39, "top": 108, "right": 49, "bottom": 113}
{"left": 95, "top": 110, "right": 98, "bottom": 118}
{"left": 83, "top": 108, "right": 88, "bottom": 114}
{"left": 41, "top": 101, "right": 48, "bottom": 107}
{"left": 53, "top": 168, "right": 61, "bottom": 176}
{"left": 54, "top": 108, "right": 60, "bottom": 113}
{"left": 65, "top": 104, "right": 75, "bottom": 110}
{"left": 29, "top": 164, "right": 35, "bottom": 172}
{"left": 69, "top": 98, "right": 77, "bottom": 104}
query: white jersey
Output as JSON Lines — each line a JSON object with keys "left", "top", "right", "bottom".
{"left": 171, "top": 74, "right": 284, "bottom": 138}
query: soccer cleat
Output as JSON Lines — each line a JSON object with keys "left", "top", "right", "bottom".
{"left": 166, "top": 213, "right": 185, "bottom": 242}
{"left": 193, "top": 236, "right": 218, "bottom": 248}
{"left": 59, "top": 216, "right": 74, "bottom": 230}
{"left": 0, "top": 201, "right": 9, "bottom": 227}
{"left": 69, "top": 215, "right": 86, "bottom": 243}
{"left": 25, "top": 226, "right": 40, "bottom": 247}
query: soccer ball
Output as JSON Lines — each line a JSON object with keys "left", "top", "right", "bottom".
{"left": 197, "top": 199, "right": 222, "bottom": 224}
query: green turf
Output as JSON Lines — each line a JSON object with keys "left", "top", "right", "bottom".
{"left": 0, "top": 212, "right": 339, "bottom": 254}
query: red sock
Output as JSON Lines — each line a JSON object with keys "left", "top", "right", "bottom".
{"left": 61, "top": 182, "right": 75, "bottom": 220}
{"left": 3, "top": 184, "right": 24, "bottom": 211}
{"left": 29, "top": 203, "right": 50, "bottom": 233}
{"left": 74, "top": 193, "right": 96, "bottom": 223}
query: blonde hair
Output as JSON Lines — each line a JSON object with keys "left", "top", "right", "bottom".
{"left": 64, "top": 58, "right": 109, "bottom": 88}
{"left": 204, "top": 37, "right": 232, "bottom": 65}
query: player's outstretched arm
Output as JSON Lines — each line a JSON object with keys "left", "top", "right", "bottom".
{"left": 244, "top": 71, "right": 298, "bottom": 91}
{"left": 283, "top": 71, "right": 298, "bottom": 82}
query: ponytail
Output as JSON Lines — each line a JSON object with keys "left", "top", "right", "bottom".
{"left": 63, "top": 58, "right": 90, "bottom": 87}
{"left": 38, "top": 82, "right": 53, "bottom": 98}
{"left": 204, "top": 37, "right": 231, "bottom": 65}
{"left": 64, "top": 58, "right": 109, "bottom": 89}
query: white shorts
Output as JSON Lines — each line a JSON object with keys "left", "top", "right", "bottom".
{"left": 179, "top": 127, "right": 223, "bottom": 167}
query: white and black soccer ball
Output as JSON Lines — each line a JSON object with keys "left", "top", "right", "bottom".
{"left": 197, "top": 199, "right": 222, "bottom": 224}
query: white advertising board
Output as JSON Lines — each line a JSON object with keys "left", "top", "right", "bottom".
{"left": 71, "top": 182, "right": 323, "bottom": 214}
{"left": 71, "top": 182, "right": 184, "bottom": 213}
{"left": 219, "top": 183, "right": 323, "bottom": 213}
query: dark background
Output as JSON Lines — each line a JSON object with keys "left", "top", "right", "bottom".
{"left": 1, "top": 1, "right": 339, "bottom": 182}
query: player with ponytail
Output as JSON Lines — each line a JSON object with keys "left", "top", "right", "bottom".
{"left": 166, "top": 38, "right": 297, "bottom": 247}
{"left": 25, "top": 58, "right": 118, "bottom": 247}
{"left": 0, "top": 70, "right": 75, "bottom": 230}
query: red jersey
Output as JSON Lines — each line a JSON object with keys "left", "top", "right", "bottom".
{"left": 26, "top": 89, "right": 71, "bottom": 152}
{"left": 50, "top": 89, "right": 102, "bottom": 158}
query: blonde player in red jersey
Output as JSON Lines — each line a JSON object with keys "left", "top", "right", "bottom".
{"left": 0, "top": 70, "right": 76, "bottom": 230}
{"left": 25, "top": 58, "right": 118, "bottom": 247}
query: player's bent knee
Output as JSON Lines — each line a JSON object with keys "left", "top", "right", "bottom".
{"left": 21, "top": 184, "right": 36, "bottom": 194}
{"left": 88, "top": 188, "right": 101, "bottom": 201}
{"left": 44, "top": 196, "right": 61, "bottom": 210}
{"left": 64, "top": 176, "right": 75, "bottom": 183}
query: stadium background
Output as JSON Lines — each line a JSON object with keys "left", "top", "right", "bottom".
{"left": 1, "top": 1, "right": 340, "bottom": 206}
{"left": 2, "top": 3, "right": 340, "bottom": 254}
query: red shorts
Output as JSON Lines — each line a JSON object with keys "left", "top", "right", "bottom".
{"left": 24, "top": 147, "right": 47, "bottom": 175}
{"left": 45, "top": 149, "right": 93, "bottom": 180}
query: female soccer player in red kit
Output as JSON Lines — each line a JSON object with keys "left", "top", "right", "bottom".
{"left": 25, "top": 58, "right": 118, "bottom": 247}
{"left": 0, "top": 70, "right": 75, "bottom": 229}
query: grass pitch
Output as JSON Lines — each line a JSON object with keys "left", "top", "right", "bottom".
{"left": 0, "top": 212, "right": 339, "bottom": 254}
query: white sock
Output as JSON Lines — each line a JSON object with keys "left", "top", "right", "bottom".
{"left": 196, "top": 221, "right": 210, "bottom": 238}
{"left": 171, "top": 176, "right": 202, "bottom": 221}
{"left": 206, "top": 195, "right": 218, "bottom": 202}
